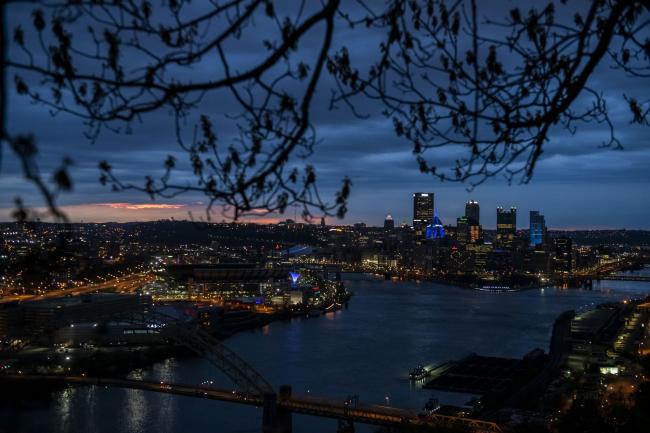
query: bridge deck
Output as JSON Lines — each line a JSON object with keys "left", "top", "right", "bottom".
{"left": 597, "top": 275, "right": 650, "bottom": 281}
{"left": 1, "top": 374, "right": 502, "bottom": 432}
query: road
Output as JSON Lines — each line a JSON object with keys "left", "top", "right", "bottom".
{"left": 0, "top": 273, "right": 155, "bottom": 304}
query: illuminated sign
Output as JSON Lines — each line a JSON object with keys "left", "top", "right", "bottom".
{"left": 289, "top": 272, "right": 300, "bottom": 285}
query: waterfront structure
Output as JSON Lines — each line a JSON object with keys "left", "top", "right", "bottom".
{"left": 0, "top": 293, "right": 153, "bottom": 345}
{"left": 413, "top": 192, "right": 434, "bottom": 244}
{"left": 165, "top": 263, "right": 290, "bottom": 297}
{"left": 384, "top": 214, "right": 395, "bottom": 230}
{"left": 529, "top": 211, "right": 546, "bottom": 247}
{"left": 496, "top": 207, "right": 517, "bottom": 249}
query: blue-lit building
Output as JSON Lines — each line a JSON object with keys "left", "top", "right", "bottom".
{"left": 529, "top": 211, "right": 546, "bottom": 247}
{"left": 425, "top": 212, "right": 445, "bottom": 240}
{"left": 289, "top": 272, "right": 301, "bottom": 286}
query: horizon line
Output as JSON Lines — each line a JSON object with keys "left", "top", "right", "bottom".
{"left": 0, "top": 218, "right": 649, "bottom": 232}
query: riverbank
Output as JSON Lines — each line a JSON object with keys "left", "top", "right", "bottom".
{"left": 352, "top": 271, "right": 548, "bottom": 292}
{"left": 413, "top": 294, "right": 649, "bottom": 430}
{"left": 1, "top": 290, "right": 354, "bottom": 380}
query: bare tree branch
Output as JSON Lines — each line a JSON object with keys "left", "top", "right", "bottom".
{"left": 330, "top": 0, "right": 649, "bottom": 186}
{"left": 2, "top": 0, "right": 648, "bottom": 221}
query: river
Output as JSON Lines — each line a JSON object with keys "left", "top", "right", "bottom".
{"left": 2, "top": 269, "right": 650, "bottom": 433}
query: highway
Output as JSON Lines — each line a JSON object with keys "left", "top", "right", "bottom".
{"left": 0, "top": 374, "right": 503, "bottom": 433}
{"left": 0, "top": 273, "right": 155, "bottom": 304}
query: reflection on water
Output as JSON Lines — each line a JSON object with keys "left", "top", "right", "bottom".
{"left": 2, "top": 274, "right": 650, "bottom": 433}
{"left": 56, "top": 387, "right": 74, "bottom": 432}
{"left": 82, "top": 385, "right": 96, "bottom": 432}
{"left": 155, "top": 359, "right": 178, "bottom": 432}
{"left": 124, "top": 388, "right": 147, "bottom": 433}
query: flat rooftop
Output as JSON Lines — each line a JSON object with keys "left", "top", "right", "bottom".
{"left": 165, "top": 263, "right": 291, "bottom": 282}
{"left": 423, "top": 352, "right": 546, "bottom": 395}
{"left": 23, "top": 293, "right": 144, "bottom": 311}
{"left": 571, "top": 306, "right": 619, "bottom": 342}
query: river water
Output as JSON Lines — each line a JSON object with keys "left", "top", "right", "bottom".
{"left": 2, "top": 269, "right": 650, "bottom": 433}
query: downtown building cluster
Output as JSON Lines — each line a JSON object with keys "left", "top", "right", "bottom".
{"left": 373, "top": 193, "right": 583, "bottom": 287}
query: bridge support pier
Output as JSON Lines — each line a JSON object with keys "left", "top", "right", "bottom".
{"left": 262, "top": 385, "right": 292, "bottom": 433}
{"left": 336, "top": 419, "right": 354, "bottom": 433}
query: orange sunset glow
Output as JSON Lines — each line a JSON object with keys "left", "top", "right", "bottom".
{"left": 97, "top": 203, "right": 187, "bottom": 210}
{"left": 0, "top": 202, "right": 300, "bottom": 224}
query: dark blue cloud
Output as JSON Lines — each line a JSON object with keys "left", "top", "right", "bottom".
{"left": 2, "top": 1, "right": 649, "bottom": 228}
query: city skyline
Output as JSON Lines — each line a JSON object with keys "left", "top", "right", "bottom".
{"left": 1, "top": 145, "right": 648, "bottom": 229}
{"left": 0, "top": 192, "right": 645, "bottom": 231}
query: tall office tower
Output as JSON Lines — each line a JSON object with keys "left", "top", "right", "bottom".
{"left": 465, "top": 200, "right": 481, "bottom": 243}
{"left": 384, "top": 214, "right": 395, "bottom": 230}
{"left": 496, "top": 207, "right": 517, "bottom": 248}
{"left": 456, "top": 216, "right": 469, "bottom": 244}
{"left": 529, "top": 211, "right": 546, "bottom": 247}
{"left": 465, "top": 200, "right": 480, "bottom": 226}
{"left": 413, "top": 192, "right": 434, "bottom": 243}
{"left": 413, "top": 193, "right": 434, "bottom": 228}
{"left": 553, "top": 237, "right": 572, "bottom": 274}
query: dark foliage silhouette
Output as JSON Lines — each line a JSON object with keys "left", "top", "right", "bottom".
{"left": 1, "top": 0, "right": 648, "bottom": 220}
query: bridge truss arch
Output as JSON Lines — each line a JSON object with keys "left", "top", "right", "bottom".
{"left": 5, "top": 299, "right": 274, "bottom": 396}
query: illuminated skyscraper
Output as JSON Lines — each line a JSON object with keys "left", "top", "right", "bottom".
{"left": 529, "top": 211, "right": 546, "bottom": 247}
{"left": 413, "top": 193, "right": 434, "bottom": 243}
{"left": 496, "top": 207, "right": 517, "bottom": 248}
{"left": 384, "top": 214, "right": 395, "bottom": 230}
{"left": 553, "top": 237, "right": 572, "bottom": 274}
{"left": 413, "top": 193, "right": 434, "bottom": 228}
{"left": 425, "top": 212, "right": 445, "bottom": 240}
{"left": 456, "top": 216, "right": 469, "bottom": 244}
{"left": 465, "top": 201, "right": 480, "bottom": 226}
{"left": 465, "top": 200, "right": 481, "bottom": 243}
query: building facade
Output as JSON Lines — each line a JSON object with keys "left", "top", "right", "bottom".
{"left": 413, "top": 192, "right": 434, "bottom": 243}
{"left": 456, "top": 216, "right": 469, "bottom": 245}
{"left": 496, "top": 207, "right": 517, "bottom": 249}
{"left": 384, "top": 214, "right": 395, "bottom": 230}
{"left": 465, "top": 200, "right": 481, "bottom": 243}
{"left": 529, "top": 211, "right": 546, "bottom": 247}
{"left": 554, "top": 237, "right": 573, "bottom": 274}
{"left": 465, "top": 200, "right": 480, "bottom": 226}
